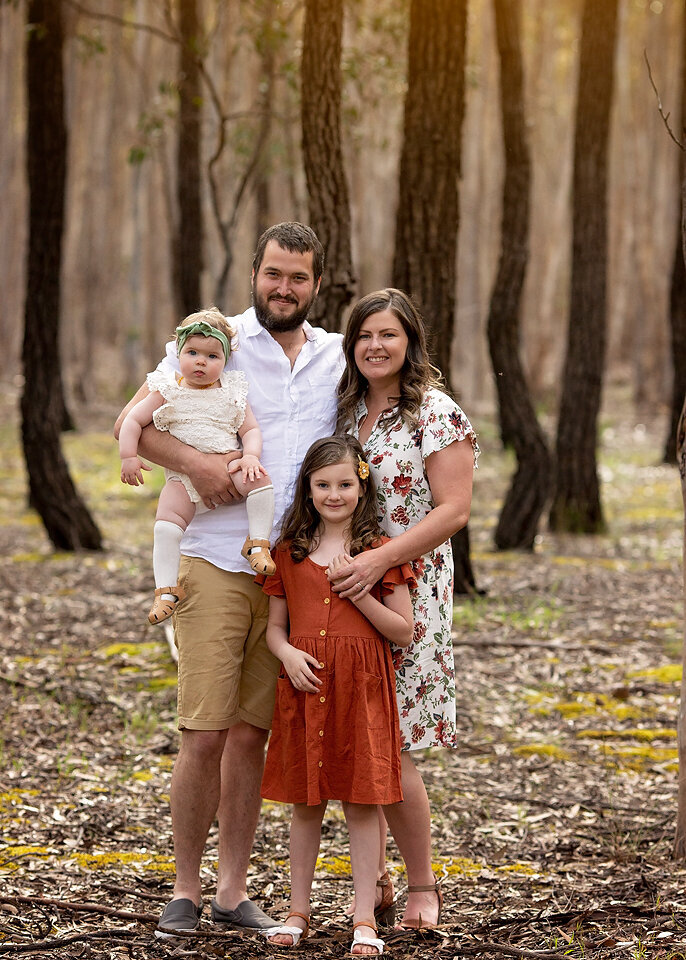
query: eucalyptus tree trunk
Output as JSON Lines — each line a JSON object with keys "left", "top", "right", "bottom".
{"left": 301, "top": 0, "right": 355, "bottom": 330}
{"left": 675, "top": 390, "right": 686, "bottom": 857}
{"left": 174, "top": 0, "right": 203, "bottom": 316}
{"left": 23, "top": 0, "right": 102, "bottom": 550}
{"left": 549, "top": 0, "right": 618, "bottom": 533}
{"left": 487, "top": 0, "right": 552, "bottom": 550}
{"left": 392, "top": 0, "right": 474, "bottom": 592}
{"left": 664, "top": 15, "right": 686, "bottom": 465}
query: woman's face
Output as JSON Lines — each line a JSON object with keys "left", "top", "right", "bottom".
{"left": 352, "top": 309, "right": 409, "bottom": 388}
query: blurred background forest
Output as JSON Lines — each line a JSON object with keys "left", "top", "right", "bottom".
{"left": 0, "top": 0, "right": 681, "bottom": 409}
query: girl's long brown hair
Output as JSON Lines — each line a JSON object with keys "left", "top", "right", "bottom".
{"left": 335, "top": 288, "right": 445, "bottom": 434}
{"left": 278, "top": 435, "right": 383, "bottom": 563}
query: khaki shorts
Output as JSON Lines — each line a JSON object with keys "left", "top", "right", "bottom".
{"left": 174, "top": 556, "right": 280, "bottom": 731}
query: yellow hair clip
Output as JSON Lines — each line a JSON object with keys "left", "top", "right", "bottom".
{"left": 357, "top": 455, "right": 370, "bottom": 480}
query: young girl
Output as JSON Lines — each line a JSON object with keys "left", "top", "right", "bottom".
{"left": 119, "top": 307, "right": 275, "bottom": 625}
{"left": 258, "top": 435, "right": 415, "bottom": 957}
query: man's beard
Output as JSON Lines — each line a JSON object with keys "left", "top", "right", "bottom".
{"left": 252, "top": 283, "right": 317, "bottom": 333}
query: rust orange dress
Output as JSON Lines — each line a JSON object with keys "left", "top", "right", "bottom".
{"left": 260, "top": 541, "right": 416, "bottom": 807}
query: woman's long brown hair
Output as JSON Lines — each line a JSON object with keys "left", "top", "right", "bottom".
{"left": 277, "top": 435, "right": 383, "bottom": 563}
{"left": 335, "top": 288, "right": 444, "bottom": 434}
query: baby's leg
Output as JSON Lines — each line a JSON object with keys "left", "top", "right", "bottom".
{"left": 149, "top": 481, "right": 196, "bottom": 624}
{"left": 342, "top": 801, "right": 385, "bottom": 955}
{"left": 230, "top": 468, "right": 275, "bottom": 575}
{"left": 267, "top": 801, "right": 327, "bottom": 946}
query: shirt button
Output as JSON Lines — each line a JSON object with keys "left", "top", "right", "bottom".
{"left": 324, "top": 598, "right": 330, "bottom": 604}
{"left": 319, "top": 630, "right": 326, "bottom": 636}
{"left": 319, "top": 696, "right": 325, "bottom": 703}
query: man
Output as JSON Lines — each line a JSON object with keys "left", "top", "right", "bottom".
{"left": 114, "top": 223, "right": 343, "bottom": 935}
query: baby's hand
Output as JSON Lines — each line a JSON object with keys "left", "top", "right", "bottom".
{"left": 228, "top": 454, "right": 265, "bottom": 484}
{"left": 120, "top": 456, "right": 152, "bottom": 486}
{"left": 281, "top": 646, "right": 322, "bottom": 694}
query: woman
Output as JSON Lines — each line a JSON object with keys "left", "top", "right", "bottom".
{"left": 330, "top": 288, "right": 479, "bottom": 930}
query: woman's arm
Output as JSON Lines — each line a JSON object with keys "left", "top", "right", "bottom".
{"left": 266, "top": 596, "right": 322, "bottom": 693}
{"left": 331, "top": 436, "right": 474, "bottom": 598}
{"left": 114, "top": 381, "right": 242, "bottom": 507}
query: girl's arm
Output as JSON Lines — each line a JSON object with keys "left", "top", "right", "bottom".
{"left": 231, "top": 402, "right": 269, "bottom": 484}
{"left": 266, "top": 596, "right": 322, "bottom": 693}
{"left": 328, "top": 554, "right": 414, "bottom": 647}
{"left": 114, "top": 382, "right": 242, "bottom": 506}
{"left": 331, "top": 437, "right": 474, "bottom": 598}
{"left": 119, "top": 391, "right": 165, "bottom": 486}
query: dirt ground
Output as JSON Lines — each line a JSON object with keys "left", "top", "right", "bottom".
{"left": 1, "top": 382, "right": 686, "bottom": 959}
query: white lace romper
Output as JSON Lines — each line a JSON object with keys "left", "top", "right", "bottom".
{"left": 146, "top": 368, "right": 249, "bottom": 504}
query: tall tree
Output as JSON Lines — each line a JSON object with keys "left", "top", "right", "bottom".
{"left": 487, "top": 0, "right": 552, "bottom": 550}
{"left": 301, "top": 0, "right": 355, "bottom": 330}
{"left": 663, "top": 17, "right": 686, "bottom": 465}
{"left": 549, "top": 0, "right": 619, "bottom": 533}
{"left": 22, "top": 0, "right": 101, "bottom": 550}
{"left": 392, "top": 0, "right": 475, "bottom": 592}
{"left": 173, "top": 0, "right": 203, "bottom": 316}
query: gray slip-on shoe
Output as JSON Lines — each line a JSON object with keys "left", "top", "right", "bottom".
{"left": 155, "top": 898, "right": 204, "bottom": 939}
{"left": 211, "top": 897, "right": 275, "bottom": 930}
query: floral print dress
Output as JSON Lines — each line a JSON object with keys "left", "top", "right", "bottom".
{"left": 352, "top": 387, "right": 479, "bottom": 751}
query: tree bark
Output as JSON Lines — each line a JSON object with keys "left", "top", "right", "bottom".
{"left": 674, "top": 387, "right": 686, "bottom": 857}
{"left": 22, "top": 0, "right": 102, "bottom": 551}
{"left": 392, "top": 0, "right": 467, "bottom": 384}
{"left": 173, "top": 0, "right": 203, "bottom": 316}
{"left": 549, "top": 0, "right": 618, "bottom": 533}
{"left": 487, "top": 0, "right": 552, "bottom": 551}
{"left": 664, "top": 15, "right": 686, "bottom": 465}
{"left": 392, "top": 0, "right": 474, "bottom": 592}
{"left": 301, "top": 0, "right": 355, "bottom": 331}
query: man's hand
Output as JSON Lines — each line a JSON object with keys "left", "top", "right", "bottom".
{"left": 187, "top": 450, "right": 243, "bottom": 509}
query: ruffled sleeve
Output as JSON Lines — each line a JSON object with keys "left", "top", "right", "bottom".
{"left": 419, "top": 388, "right": 480, "bottom": 467}
{"left": 257, "top": 546, "right": 286, "bottom": 597}
{"left": 380, "top": 560, "right": 417, "bottom": 597}
{"left": 146, "top": 369, "right": 177, "bottom": 433}
{"left": 221, "top": 370, "right": 249, "bottom": 428}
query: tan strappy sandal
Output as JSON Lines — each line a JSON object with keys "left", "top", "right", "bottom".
{"left": 241, "top": 537, "right": 276, "bottom": 575}
{"left": 396, "top": 878, "right": 443, "bottom": 930}
{"left": 374, "top": 872, "right": 396, "bottom": 926}
{"left": 148, "top": 584, "right": 186, "bottom": 624}
{"left": 264, "top": 911, "right": 310, "bottom": 947}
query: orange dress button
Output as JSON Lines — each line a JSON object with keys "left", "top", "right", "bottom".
{"left": 319, "top": 730, "right": 324, "bottom": 737}
{"left": 319, "top": 629, "right": 326, "bottom": 636}
{"left": 324, "top": 598, "right": 330, "bottom": 604}
{"left": 318, "top": 662, "right": 324, "bottom": 669}
{"left": 318, "top": 761, "right": 323, "bottom": 768}
{"left": 319, "top": 696, "right": 326, "bottom": 703}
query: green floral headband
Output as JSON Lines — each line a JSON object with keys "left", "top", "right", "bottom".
{"left": 175, "top": 320, "right": 231, "bottom": 363}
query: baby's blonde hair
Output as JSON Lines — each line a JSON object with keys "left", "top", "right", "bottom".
{"left": 176, "top": 306, "right": 236, "bottom": 353}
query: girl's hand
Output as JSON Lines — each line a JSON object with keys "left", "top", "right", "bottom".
{"left": 228, "top": 453, "right": 265, "bottom": 484}
{"left": 328, "top": 548, "right": 388, "bottom": 600}
{"left": 281, "top": 646, "right": 322, "bottom": 694}
{"left": 120, "top": 456, "right": 152, "bottom": 486}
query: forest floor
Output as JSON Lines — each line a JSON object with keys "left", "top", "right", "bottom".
{"left": 1, "top": 380, "right": 686, "bottom": 959}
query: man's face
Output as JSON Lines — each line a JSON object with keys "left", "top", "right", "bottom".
{"left": 252, "top": 240, "right": 320, "bottom": 333}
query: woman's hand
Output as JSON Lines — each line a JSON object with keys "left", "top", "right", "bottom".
{"left": 327, "top": 547, "right": 390, "bottom": 600}
{"left": 281, "top": 645, "right": 322, "bottom": 694}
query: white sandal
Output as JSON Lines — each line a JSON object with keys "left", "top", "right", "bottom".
{"left": 351, "top": 920, "right": 384, "bottom": 955}
{"left": 264, "top": 911, "right": 310, "bottom": 947}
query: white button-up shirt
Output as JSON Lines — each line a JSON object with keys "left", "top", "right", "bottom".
{"left": 159, "top": 307, "right": 344, "bottom": 573}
